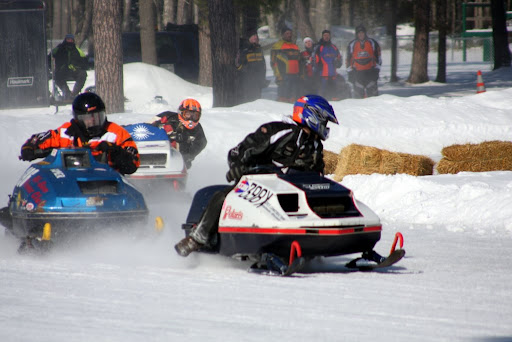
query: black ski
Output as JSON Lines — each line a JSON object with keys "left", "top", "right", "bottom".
{"left": 248, "top": 256, "right": 306, "bottom": 277}
{"left": 346, "top": 249, "right": 405, "bottom": 271}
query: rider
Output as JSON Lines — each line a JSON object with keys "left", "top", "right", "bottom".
{"left": 150, "top": 98, "right": 207, "bottom": 169}
{"left": 20, "top": 92, "right": 140, "bottom": 175}
{"left": 174, "top": 94, "right": 338, "bottom": 257}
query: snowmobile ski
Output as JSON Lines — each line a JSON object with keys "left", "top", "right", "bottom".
{"left": 346, "top": 249, "right": 405, "bottom": 271}
{"left": 248, "top": 254, "right": 306, "bottom": 277}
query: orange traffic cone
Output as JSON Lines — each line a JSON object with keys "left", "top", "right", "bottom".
{"left": 476, "top": 70, "right": 486, "bottom": 94}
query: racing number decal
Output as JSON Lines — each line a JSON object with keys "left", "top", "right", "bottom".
{"left": 23, "top": 174, "right": 49, "bottom": 205}
{"left": 237, "top": 182, "right": 273, "bottom": 207}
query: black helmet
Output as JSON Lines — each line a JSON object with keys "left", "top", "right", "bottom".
{"left": 72, "top": 92, "right": 107, "bottom": 137}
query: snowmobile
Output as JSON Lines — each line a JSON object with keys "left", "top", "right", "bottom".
{"left": 0, "top": 147, "right": 149, "bottom": 252}
{"left": 123, "top": 123, "right": 187, "bottom": 191}
{"left": 181, "top": 167, "right": 405, "bottom": 276}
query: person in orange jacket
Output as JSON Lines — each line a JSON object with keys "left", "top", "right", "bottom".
{"left": 270, "top": 27, "right": 301, "bottom": 103}
{"left": 20, "top": 92, "right": 140, "bottom": 175}
{"left": 346, "top": 25, "right": 382, "bottom": 98}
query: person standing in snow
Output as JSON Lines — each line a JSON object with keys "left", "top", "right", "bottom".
{"left": 174, "top": 95, "right": 338, "bottom": 258}
{"left": 313, "top": 30, "right": 343, "bottom": 100}
{"left": 270, "top": 27, "right": 301, "bottom": 103}
{"left": 301, "top": 37, "right": 318, "bottom": 95}
{"left": 235, "top": 30, "right": 268, "bottom": 103}
{"left": 346, "top": 25, "right": 382, "bottom": 98}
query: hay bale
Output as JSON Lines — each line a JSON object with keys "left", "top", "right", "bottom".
{"left": 441, "top": 140, "right": 512, "bottom": 160}
{"left": 333, "top": 144, "right": 435, "bottom": 181}
{"left": 323, "top": 150, "right": 339, "bottom": 175}
{"left": 437, "top": 141, "right": 512, "bottom": 174}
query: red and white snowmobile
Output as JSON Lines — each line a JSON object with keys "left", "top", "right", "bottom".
{"left": 181, "top": 167, "right": 405, "bottom": 276}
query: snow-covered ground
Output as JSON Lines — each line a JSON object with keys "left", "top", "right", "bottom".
{"left": 1, "top": 46, "right": 512, "bottom": 341}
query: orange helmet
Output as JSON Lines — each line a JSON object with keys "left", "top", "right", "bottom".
{"left": 178, "top": 98, "right": 202, "bottom": 129}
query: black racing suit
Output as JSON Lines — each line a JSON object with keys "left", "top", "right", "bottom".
{"left": 152, "top": 111, "right": 207, "bottom": 169}
{"left": 189, "top": 120, "right": 325, "bottom": 246}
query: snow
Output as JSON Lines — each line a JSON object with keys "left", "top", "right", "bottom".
{"left": 1, "top": 48, "right": 512, "bottom": 341}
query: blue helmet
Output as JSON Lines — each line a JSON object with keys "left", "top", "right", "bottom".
{"left": 292, "top": 95, "right": 338, "bottom": 140}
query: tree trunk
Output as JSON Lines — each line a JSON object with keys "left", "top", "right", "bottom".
{"left": 387, "top": 0, "right": 398, "bottom": 83}
{"left": 77, "top": 1, "right": 93, "bottom": 49}
{"left": 198, "top": 14, "right": 212, "bottom": 87}
{"left": 177, "top": 0, "right": 193, "bottom": 25}
{"left": 163, "top": 0, "right": 176, "bottom": 27}
{"left": 313, "top": 0, "right": 330, "bottom": 35}
{"left": 61, "top": 0, "right": 71, "bottom": 36}
{"left": 93, "top": 0, "right": 124, "bottom": 113}
{"left": 208, "top": 0, "right": 237, "bottom": 107}
{"left": 435, "top": 0, "right": 447, "bottom": 83}
{"left": 408, "top": 0, "right": 430, "bottom": 84}
{"left": 295, "top": 0, "right": 316, "bottom": 41}
{"left": 52, "top": 0, "right": 62, "bottom": 40}
{"left": 139, "top": 0, "right": 158, "bottom": 65}
{"left": 122, "top": 0, "right": 132, "bottom": 32}
{"left": 491, "top": 0, "right": 512, "bottom": 70}
{"left": 240, "top": 2, "right": 260, "bottom": 36}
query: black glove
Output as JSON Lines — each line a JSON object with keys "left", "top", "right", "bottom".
{"left": 20, "top": 144, "right": 36, "bottom": 161}
{"left": 96, "top": 141, "right": 121, "bottom": 155}
{"left": 226, "top": 165, "right": 246, "bottom": 182}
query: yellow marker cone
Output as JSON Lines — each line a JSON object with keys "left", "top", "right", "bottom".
{"left": 476, "top": 70, "right": 486, "bottom": 94}
{"left": 155, "top": 216, "right": 164, "bottom": 232}
{"left": 42, "top": 223, "right": 52, "bottom": 241}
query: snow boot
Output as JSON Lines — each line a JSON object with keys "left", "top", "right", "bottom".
{"left": 174, "top": 235, "right": 202, "bottom": 257}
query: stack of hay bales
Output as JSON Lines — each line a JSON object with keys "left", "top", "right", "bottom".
{"left": 437, "top": 140, "right": 512, "bottom": 174}
{"left": 326, "top": 144, "right": 435, "bottom": 182}
{"left": 323, "top": 150, "right": 339, "bottom": 175}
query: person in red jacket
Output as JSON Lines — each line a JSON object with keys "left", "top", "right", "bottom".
{"left": 346, "top": 25, "right": 382, "bottom": 98}
{"left": 270, "top": 27, "right": 301, "bottom": 103}
{"left": 20, "top": 92, "right": 140, "bottom": 175}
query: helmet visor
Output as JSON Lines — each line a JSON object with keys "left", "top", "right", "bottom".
{"left": 182, "top": 109, "right": 201, "bottom": 122}
{"left": 75, "top": 110, "right": 106, "bottom": 133}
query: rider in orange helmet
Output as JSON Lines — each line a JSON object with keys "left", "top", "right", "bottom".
{"left": 150, "top": 98, "right": 207, "bottom": 169}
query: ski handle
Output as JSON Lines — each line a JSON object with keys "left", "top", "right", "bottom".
{"left": 19, "top": 146, "right": 107, "bottom": 163}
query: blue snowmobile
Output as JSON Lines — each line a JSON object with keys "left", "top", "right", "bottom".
{"left": 0, "top": 147, "right": 149, "bottom": 252}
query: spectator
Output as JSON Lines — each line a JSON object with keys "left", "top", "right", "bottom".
{"left": 49, "top": 34, "right": 88, "bottom": 100}
{"left": 235, "top": 30, "right": 268, "bottom": 103}
{"left": 313, "top": 30, "right": 343, "bottom": 101}
{"left": 174, "top": 95, "right": 338, "bottom": 258}
{"left": 270, "top": 27, "right": 301, "bottom": 103}
{"left": 300, "top": 37, "right": 318, "bottom": 95}
{"left": 20, "top": 93, "right": 139, "bottom": 175}
{"left": 346, "top": 25, "right": 382, "bottom": 98}
{"left": 149, "top": 98, "right": 207, "bottom": 169}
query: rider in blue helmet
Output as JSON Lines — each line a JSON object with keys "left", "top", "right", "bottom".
{"left": 291, "top": 94, "right": 338, "bottom": 140}
{"left": 175, "top": 94, "right": 338, "bottom": 257}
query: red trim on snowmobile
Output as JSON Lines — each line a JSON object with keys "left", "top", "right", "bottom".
{"left": 218, "top": 225, "right": 382, "bottom": 235}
